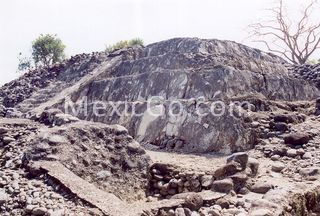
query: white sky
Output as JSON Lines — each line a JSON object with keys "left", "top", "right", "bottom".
{"left": 0, "top": 0, "right": 319, "bottom": 85}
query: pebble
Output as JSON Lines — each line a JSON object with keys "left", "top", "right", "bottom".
{"left": 251, "top": 181, "right": 274, "bottom": 194}
{"left": 96, "top": 170, "right": 111, "bottom": 179}
{"left": 287, "top": 149, "right": 297, "bottom": 157}
{"left": 271, "top": 162, "right": 285, "bottom": 172}
{"left": 302, "top": 152, "right": 312, "bottom": 159}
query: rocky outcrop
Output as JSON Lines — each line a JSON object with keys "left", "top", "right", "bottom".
{"left": 1, "top": 38, "right": 319, "bottom": 154}
{"left": 62, "top": 38, "right": 319, "bottom": 153}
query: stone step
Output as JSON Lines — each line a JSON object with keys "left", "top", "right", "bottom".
{"left": 31, "top": 161, "right": 127, "bottom": 216}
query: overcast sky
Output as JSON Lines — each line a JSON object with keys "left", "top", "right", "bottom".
{"left": 1, "top": 0, "right": 319, "bottom": 85}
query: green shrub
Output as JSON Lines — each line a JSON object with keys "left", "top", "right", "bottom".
{"left": 306, "top": 59, "right": 320, "bottom": 65}
{"left": 106, "top": 38, "right": 144, "bottom": 52}
{"left": 128, "top": 38, "right": 144, "bottom": 46}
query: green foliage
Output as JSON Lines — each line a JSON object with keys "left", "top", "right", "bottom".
{"left": 106, "top": 38, "right": 144, "bottom": 52}
{"left": 306, "top": 59, "right": 320, "bottom": 65}
{"left": 128, "top": 38, "right": 144, "bottom": 46}
{"left": 17, "top": 53, "right": 32, "bottom": 73}
{"left": 32, "top": 34, "right": 66, "bottom": 68}
{"left": 106, "top": 40, "right": 129, "bottom": 52}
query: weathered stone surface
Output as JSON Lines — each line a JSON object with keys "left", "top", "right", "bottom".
{"left": 271, "top": 162, "right": 285, "bottom": 172}
{"left": 247, "top": 157, "right": 259, "bottom": 176}
{"left": 32, "top": 207, "right": 47, "bottom": 216}
{"left": 226, "top": 152, "right": 248, "bottom": 170}
{"left": 213, "top": 162, "right": 242, "bottom": 178}
{"left": 250, "top": 208, "right": 273, "bottom": 216}
{"left": 284, "top": 133, "right": 310, "bottom": 146}
{"left": 212, "top": 179, "right": 234, "bottom": 193}
{"left": 3, "top": 38, "right": 319, "bottom": 154}
{"left": 286, "top": 149, "right": 298, "bottom": 157}
{"left": 200, "top": 175, "right": 213, "bottom": 188}
{"left": 299, "top": 167, "right": 320, "bottom": 176}
{"left": 0, "top": 190, "right": 8, "bottom": 204}
{"left": 184, "top": 193, "right": 203, "bottom": 211}
{"left": 0, "top": 126, "right": 8, "bottom": 134}
{"left": 251, "top": 182, "right": 274, "bottom": 194}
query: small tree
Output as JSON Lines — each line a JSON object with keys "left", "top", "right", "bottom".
{"left": 249, "top": 0, "right": 320, "bottom": 64}
{"left": 17, "top": 53, "right": 32, "bottom": 73}
{"left": 32, "top": 34, "right": 66, "bottom": 68}
{"left": 106, "top": 38, "right": 144, "bottom": 52}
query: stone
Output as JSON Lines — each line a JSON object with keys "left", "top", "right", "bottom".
{"left": 299, "top": 167, "right": 320, "bottom": 176}
{"left": 96, "top": 170, "right": 111, "bottom": 179}
{"left": 212, "top": 205, "right": 222, "bottom": 211}
{"left": 47, "top": 135, "right": 68, "bottom": 145}
{"left": 284, "top": 133, "right": 310, "bottom": 146}
{"left": 251, "top": 121, "right": 260, "bottom": 128}
{"left": 2, "top": 136, "right": 15, "bottom": 144}
{"left": 273, "top": 114, "right": 296, "bottom": 123}
{"left": 271, "top": 162, "right": 285, "bottom": 172}
{"left": 212, "top": 178, "right": 234, "bottom": 193}
{"left": 238, "top": 187, "right": 250, "bottom": 195}
{"left": 127, "top": 141, "right": 141, "bottom": 153}
{"left": 226, "top": 152, "right": 249, "bottom": 170}
{"left": 302, "top": 152, "right": 312, "bottom": 159}
{"left": 48, "top": 209, "right": 65, "bottom": 216}
{"left": 273, "top": 122, "right": 288, "bottom": 132}
{"left": 247, "top": 157, "right": 259, "bottom": 176}
{"left": 0, "top": 127, "right": 8, "bottom": 134}
{"left": 270, "top": 155, "right": 280, "bottom": 161}
{"left": 251, "top": 182, "right": 274, "bottom": 194}
{"left": 183, "top": 208, "right": 192, "bottom": 216}
{"left": 213, "top": 162, "right": 242, "bottom": 178}
{"left": 32, "top": 207, "right": 48, "bottom": 215}
{"left": 200, "top": 175, "right": 213, "bottom": 188}
{"left": 184, "top": 193, "right": 203, "bottom": 211}
{"left": 250, "top": 208, "right": 273, "bottom": 216}
{"left": 0, "top": 190, "right": 8, "bottom": 204}
{"left": 286, "top": 149, "right": 297, "bottom": 157}
{"left": 296, "top": 149, "right": 305, "bottom": 156}
{"left": 175, "top": 207, "right": 186, "bottom": 216}
{"left": 199, "top": 208, "right": 221, "bottom": 216}
{"left": 169, "top": 179, "right": 179, "bottom": 188}
{"left": 215, "top": 197, "right": 232, "bottom": 209}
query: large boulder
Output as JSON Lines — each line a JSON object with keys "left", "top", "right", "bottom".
{"left": 283, "top": 133, "right": 310, "bottom": 146}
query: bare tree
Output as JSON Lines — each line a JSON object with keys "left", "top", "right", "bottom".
{"left": 249, "top": 0, "right": 320, "bottom": 64}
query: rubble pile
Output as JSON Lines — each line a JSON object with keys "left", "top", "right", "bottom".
{"left": 0, "top": 52, "right": 107, "bottom": 108}
{"left": 289, "top": 63, "right": 320, "bottom": 88}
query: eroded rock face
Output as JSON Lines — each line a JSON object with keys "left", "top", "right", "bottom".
{"left": 63, "top": 38, "right": 319, "bottom": 153}
{"left": 2, "top": 38, "right": 320, "bottom": 154}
